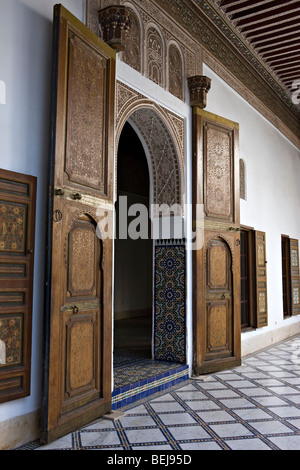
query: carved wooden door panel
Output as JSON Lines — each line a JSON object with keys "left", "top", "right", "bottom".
{"left": 0, "top": 169, "right": 36, "bottom": 403}
{"left": 192, "top": 109, "right": 241, "bottom": 375}
{"left": 42, "top": 5, "right": 115, "bottom": 444}
{"left": 205, "top": 237, "right": 233, "bottom": 363}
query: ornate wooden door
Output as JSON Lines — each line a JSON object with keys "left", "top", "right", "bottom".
{"left": 42, "top": 5, "right": 116, "bottom": 443}
{"left": 192, "top": 109, "right": 241, "bottom": 375}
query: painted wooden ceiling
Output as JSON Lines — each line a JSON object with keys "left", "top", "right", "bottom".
{"left": 210, "top": 0, "right": 300, "bottom": 99}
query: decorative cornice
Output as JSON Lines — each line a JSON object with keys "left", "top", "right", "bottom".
{"left": 153, "top": 0, "right": 300, "bottom": 142}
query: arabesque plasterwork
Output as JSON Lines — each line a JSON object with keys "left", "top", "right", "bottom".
{"left": 115, "top": 81, "right": 185, "bottom": 212}
{"left": 86, "top": 0, "right": 300, "bottom": 149}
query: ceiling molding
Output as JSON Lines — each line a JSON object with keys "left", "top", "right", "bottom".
{"left": 153, "top": 0, "right": 300, "bottom": 142}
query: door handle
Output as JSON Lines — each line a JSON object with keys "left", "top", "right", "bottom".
{"left": 222, "top": 294, "right": 226, "bottom": 299}
{"left": 72, "top": 306, "right": 79, "bottom": 314}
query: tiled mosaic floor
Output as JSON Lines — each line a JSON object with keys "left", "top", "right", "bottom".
{"left": 112, "top": 348, "right": 188, "bottom": 409}
{"left": 20, "top": 335, "right": 300, "bottom": 450}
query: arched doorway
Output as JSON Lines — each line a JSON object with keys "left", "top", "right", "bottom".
{"left": 114, "top": 122, "right": 153, "bottom": 368}
{"left": 112, "top": 97, "right": 188, "bottom": 408}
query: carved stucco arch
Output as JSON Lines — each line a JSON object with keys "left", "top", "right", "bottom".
{"left": 115, "top": 82, "right": 185, "bottom": 215}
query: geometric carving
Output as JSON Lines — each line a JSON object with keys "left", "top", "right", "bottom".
{"left": 207, "top": 242, "right": 228, "bottom": 289}
{"left": 65, "top": 315, "right": 96, "bottom": 396}
{"left": 67, "top": 218, "right": 96, "bottom": 298}
{"left": 0, "top": 316, "right": 23, "bottom": 366}
{"left": 204, "top": 124, "right": 233, "bottom": 221}
{"left": 206, "top": 238, "right": 232, "bottom": 357}
{"left": 0, "top": 202, "right": 27, "bottom": 254}
{"left": 65, "top": 33, "right": 107, "bottom": 193}
{"left": 207, "top": 303, "right": 227, "bottom": 351}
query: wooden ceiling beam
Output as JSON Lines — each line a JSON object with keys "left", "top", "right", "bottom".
{"left": 239, "top": 12, "right": 300, "bottom": 34}
{"left": 251, "top": 27, "right": 300, "bottom": 46}
{"left": 276, "top": 67, "right": 300, "bottom": 79}
{"left": 255, "top": 33, "right": 300, "bottom": 51}
{"left": 222, "top": 0, "right": 274, "bottom": 15}
{"left": 244, "top": 18, "right": 300, "bottom": 39}
{"left": 261, "top": 42, "right": 300, "bottom": 58}
{"left": 230, "top": 0, "right": 298, "bottom": 23}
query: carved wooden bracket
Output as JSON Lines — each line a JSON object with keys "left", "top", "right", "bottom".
{"left": 187, "top": 75, "right": 211, "bottom": 108}
{"left": 98, "top": 5, "right": 131, "bottom": 52}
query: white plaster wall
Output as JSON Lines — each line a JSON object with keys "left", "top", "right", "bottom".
{"left": 203, "top": 64, "right": 300, "bottom": 355}
{"left": 0, "top": 0, "right": 85, "bottom": 427}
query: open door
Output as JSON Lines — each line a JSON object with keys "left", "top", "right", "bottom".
{"left": 192, "top": 108, "right": 241, "bottom": 375}
{"left": 42, "top": 5, "right": 116, "bottom": 444}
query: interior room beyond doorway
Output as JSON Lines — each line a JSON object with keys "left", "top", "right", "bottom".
{"left": 114, "top": 122, "right": 153, "bottom": 386}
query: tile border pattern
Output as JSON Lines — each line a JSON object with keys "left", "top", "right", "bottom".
{"left": 112, "top": 364, "right": 189, "bottom": 409}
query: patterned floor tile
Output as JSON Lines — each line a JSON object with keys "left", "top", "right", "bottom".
{"left": 157, "top": 412, "right": 197, "bottom": 425}
{"left": 268, "top": 434, "right": 300, "bottom": 450}
{"left": 123, "top": 428, "right": 167, "bottom": 444}
{"left": 209, "top": 422, "right": 254, "bottom": 438}
{"left": 196, "top": 409, "right": 236, "bottom": 423}
{"left": 18, "top": 334, "right": 300, "bottom": 451}
{"left": 168, "top": 424, "right": 212, "bottom": 440}
{"left": 224, "top": 438, "right": 272, "bottom": 450}
{"left": 249, "top": 420, "right": 294, "bottom": 435}
{"left": 79, "top": 430, "right": 122, "bottom": 448}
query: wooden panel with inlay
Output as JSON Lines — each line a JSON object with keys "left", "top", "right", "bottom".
{"left": 0, "top": 168, "right": 36, "bottom": 403}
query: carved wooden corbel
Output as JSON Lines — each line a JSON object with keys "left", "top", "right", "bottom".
{"left": 187, "top": 75, "right": 211, "bottom": 108}
{"left": 98, "top": 5, "right": 131, "bottom": 52}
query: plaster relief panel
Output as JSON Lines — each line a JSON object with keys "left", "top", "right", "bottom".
{"left": 115, "top": 82, "right": 185, "bottom": 211}
{"left": 86, "top": 0, "right": 203, "bottom": 103}
{"left": 122, "top": 7, "right": 142, "bottom": 72}
{"left": 168, "top": 43, "right": 184, "bottom": 101}
{"left": 146, "top": 26, "right": 164, "bottom": 87}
